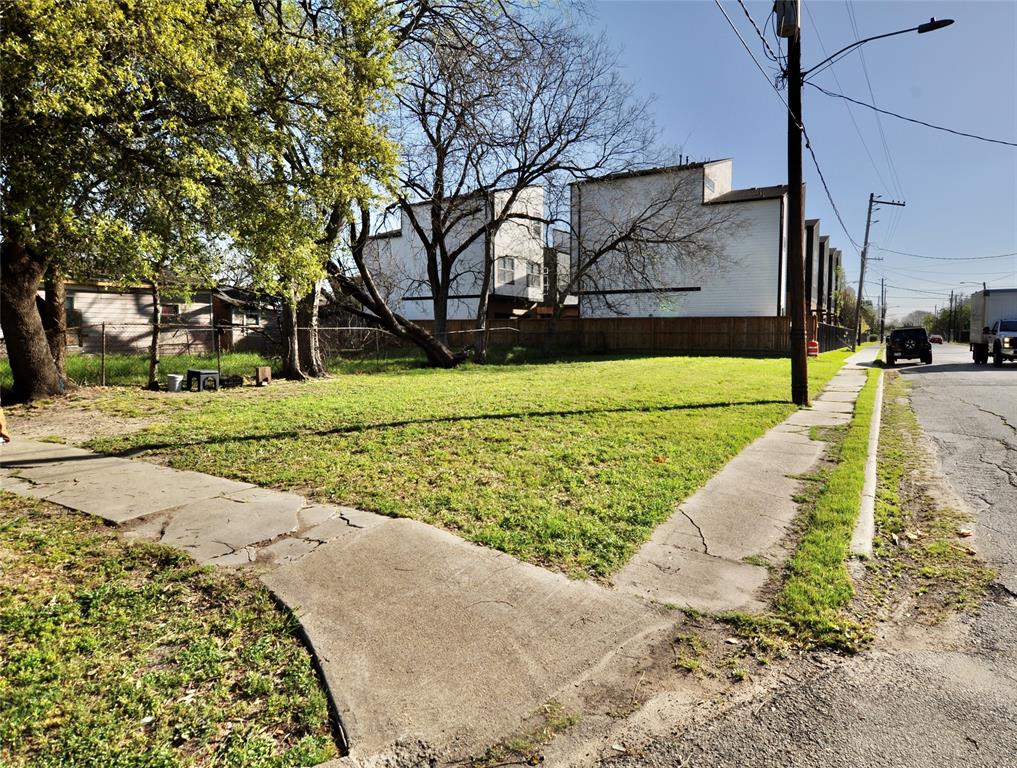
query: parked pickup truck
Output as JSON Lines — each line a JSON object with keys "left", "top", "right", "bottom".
{"left": 970, "top": 288, "right": 1017, "bottom": 366}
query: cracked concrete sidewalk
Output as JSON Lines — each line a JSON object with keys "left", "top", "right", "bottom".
{"left": 0, "top": 347, "right": 878, "bottom": 763}
{"left": 614, "top": 345, "right": 880, "bottom": 612}
{"left": 0, "top": 438, "right": 668, "bottom": 764}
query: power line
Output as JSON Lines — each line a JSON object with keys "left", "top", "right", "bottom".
{"left": 712, "top": 0, "right": 862, "bottom": 254}
{"left": 842, "top": 1, "right": 906, "bottom": 251}
{"left": 842, "top": 1, "right": 908, "bottom": 247}
{"left": 884, "top": 282, "right": 956, "bottom": 297}
{"left": 843, "top": 0, "right": 906, "bottom": 201}
{"left": 736, "top": 0, "right": 781, "bottom": 63}
{"left": 802, "top": 2, "right": 891, "bottom": 196}
{"left": 712, "top": 0, "right": 787, "bottom": 106}
{"left": 802, "top": 132, "right": 862, "bottom": 252}
{"left": 874, "top": 246, "right": 1017, "bottom": 261}
{"left": 807, "top": 82, "right": 1017, "bottom": 148}
{"left": 870, "top": 265, "right": 1017, "bottom": 286}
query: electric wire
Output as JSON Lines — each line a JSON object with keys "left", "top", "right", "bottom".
{"left": 737, "top": 0, "right": 781, "bottom": 63}
{"left": 873, "top": 246, "right": 1017, "bottom": 261}
{"left": 802, "top": 1, "right": 892, "bottom": 197}
{"left": 807, "top": 82, "right": 1017, "bottom": 148}
{"left": 712, "top": 1, "right": 864, "bottom": 255}
{"left": 844, "top": 0, "right": 907, "bottom": 201}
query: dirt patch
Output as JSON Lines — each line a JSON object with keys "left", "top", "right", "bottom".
{"left": 3, "top": 389, "right": 160, "bottom": 445}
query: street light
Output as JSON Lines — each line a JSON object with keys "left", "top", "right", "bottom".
{"left": 774, "top": 1, "right": 954, "bottom": 405}
{"left": 802, "top": 18, "right": 955, "bottom": 79}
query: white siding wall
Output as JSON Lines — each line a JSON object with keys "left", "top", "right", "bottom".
{"left": 365, "top": 187, "right": 544, "bottom": 321}
{"left": 702, "top": 159, "right": 733, "bottom": 202}
{"left": 65, "top": 287, "right": 213, "bottom": 353}
{"left": 491, "top": 186, "right": 546, "bottom": 302}
{"left": 805, "top": 222, "right": 820, "bottom": 313}
{"left": 573, "top": 167, "right": 785, "bottom": 318}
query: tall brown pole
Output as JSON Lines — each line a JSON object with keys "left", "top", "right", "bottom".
{"left": 787, "top": 27, "right": 809, "bottom": 406}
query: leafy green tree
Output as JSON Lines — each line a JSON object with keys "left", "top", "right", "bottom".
{"left": 1, "top": 0, "right": 396, "bottom": 395}
{"left": 226, "top": 0, "right": 396, "bottom": 379}
{"left": 1, "top": 0, "right": 260, "bottom": 399}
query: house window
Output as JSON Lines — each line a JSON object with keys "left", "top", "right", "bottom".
{"left": 496, "top": 256, "right": 515, "bottom": 285}
{"left": 526, "top": 260, "right": 544, "bottom": 291}
{"left": 244, "top": 312, "right": 261, "bottom": 327}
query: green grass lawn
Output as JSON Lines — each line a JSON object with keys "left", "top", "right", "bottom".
{"left": 91, "top": 350, "right": 852, "bottom": 578}
{"left": 0, "top": 493, "right": 337, "bottom": 768}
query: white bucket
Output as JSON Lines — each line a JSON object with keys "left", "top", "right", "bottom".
{"left": 166, "top": 374, "right": 183, "bottom": 392}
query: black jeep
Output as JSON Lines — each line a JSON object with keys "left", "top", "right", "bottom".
{"left": 886, "top": 327, "right": 933, "bottom": 367}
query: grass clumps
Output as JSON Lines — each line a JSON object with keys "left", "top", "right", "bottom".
{"left": 870, "top": 373, "right": 994, "bottom": 615}
{"left": 775, "top": 368, "right": 880, "bottom": 648}
{"left": 472, "top": 700, "right": 579, "bottom": 767}
{"left": 0, "top": 493, "right": 337, "bottom": 768}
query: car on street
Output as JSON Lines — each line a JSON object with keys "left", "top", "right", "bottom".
{"left": 886, "top": 326, "right": 933, "bottom": 367}
{"left": 929, "top": 334, "right": 944, "bottom": 344}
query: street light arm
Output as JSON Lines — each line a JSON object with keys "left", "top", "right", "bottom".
{"left": 802, "top": 18, "right": 953, "bottom": 79}
{"left": 803, "top": 28, "right": 917, "bottom": 77}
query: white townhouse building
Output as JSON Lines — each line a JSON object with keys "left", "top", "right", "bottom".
{"left": 362, "top": 159, "right": 843, "bottom": 325}
{"left": 364, "top": 186, "right": 549, "bottom": 322}
{"left": 569, "top": 159, "right": 796, "bottom": 318}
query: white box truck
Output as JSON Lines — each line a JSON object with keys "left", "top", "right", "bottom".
{"left": 970, "top": 288, "right": 1017, "bottom": 366}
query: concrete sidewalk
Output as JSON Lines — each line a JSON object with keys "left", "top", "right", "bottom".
{"left": 1, "top": 346, "right": 879, "bottom": 764}
{"left": 614, "top": 345, "right": 880, "bottom": 612}
{"left": 1, "top": 438, "right": 668, "bottom": 764}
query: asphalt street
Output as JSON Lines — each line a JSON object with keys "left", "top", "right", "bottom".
{"left": 903, "top": 343, "right": 1017, "bottom": 593}
{"left": 602, "top": 343, "right": 1017, "bottom": 768}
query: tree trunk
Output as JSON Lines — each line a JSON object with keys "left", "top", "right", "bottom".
{"left": 147, "top": 282, "right": 162, "bottom": 390}
{"left": 43, "top": 265, "right": 68, "bottom": 382}
{"left": 432, "top": 291, "right": 449, "bottom": 348}
{"left": 280, "top": 297, "right": 305, "bottom": 380}
{"left": 543, "top": 307, "right": 561, "bottom": 355}
{"left": 332, "top": 204, "right": 462, "bottom": 369}
{"left": 473, "top": 220, "right": 494, "bottom": 363}
{"left": 0, "top": 240, "right": 63, "bottom": 401}
{"left": 298, "top": 282, "right": 327, "bottom": 377}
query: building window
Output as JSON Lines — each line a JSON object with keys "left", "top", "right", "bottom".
{"left": 496, "top": 256, "right": 515, "bottom": 285}
{"left": 244, "top": 312, "right": 261, "bottom": 327}
{"left": 526, "top": 260, "right": 544, "bottom": 291}
{"left": 161, "top": 304, "right": 180, "bottom": 320}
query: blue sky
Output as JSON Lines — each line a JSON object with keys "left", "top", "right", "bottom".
{"left": 588, "top": 0, "right": 1017, "bottom": 319}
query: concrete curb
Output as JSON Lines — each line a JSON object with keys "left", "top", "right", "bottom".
{"left": 851, "top": 368, "right": 885, "bottom": 559}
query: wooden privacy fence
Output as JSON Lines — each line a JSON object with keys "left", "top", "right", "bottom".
{"left": 418, "top": 317, "right": 852, "bottom": 355}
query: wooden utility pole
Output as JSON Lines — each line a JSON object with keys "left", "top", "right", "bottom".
{"left": 879, "top": 278, "right": 887, "bottom": 341}
{"left": 778, "top": 0, "right": 809, "bottom": 406}
{"left": 854, "top": 193, "right": 904, "bottom": 349}
{"left": 948, "top": 290, "right": 955, "bottom": 342}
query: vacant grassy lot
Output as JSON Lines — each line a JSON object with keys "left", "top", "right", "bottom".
{"left": 0, "top": 493, "right": 337, "bottom": 768}
{"left": 91, "top": 351, "right": 851, "bottom": 577}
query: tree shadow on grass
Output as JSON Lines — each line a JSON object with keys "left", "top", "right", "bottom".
{"left": 95, "top": 398, "right": 791, "bottom": 458}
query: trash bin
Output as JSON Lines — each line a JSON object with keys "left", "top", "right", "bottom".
{"left": 166, "top": 374, "right": 183, "bottom": 392}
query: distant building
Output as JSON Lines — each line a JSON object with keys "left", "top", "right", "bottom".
{"left": 52, "top": 282, "right": 275, "bottom": 355}
{"left": 361, "top": 158, "right": 846, "bottom": 328}
{"left": 570, "top": 159, "right": 790, "bottom": 318}
{"left": 364, "top": 187, "right": 548, "bottom": 321}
